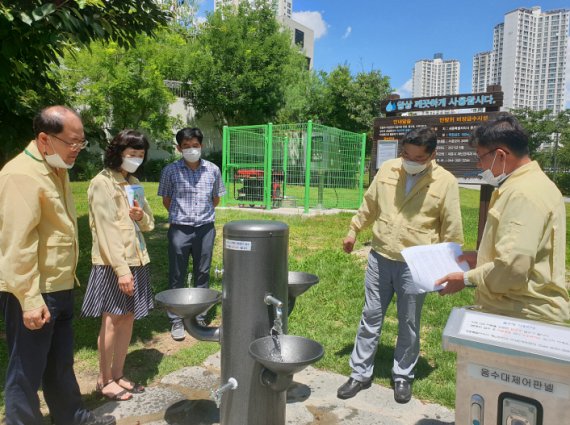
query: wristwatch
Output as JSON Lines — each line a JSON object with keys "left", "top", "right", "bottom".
{"left": 463, "top": 273, "right": 475, "bottom": 287}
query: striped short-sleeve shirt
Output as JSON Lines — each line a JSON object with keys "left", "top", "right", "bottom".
{"left": 158, "top": 159, "right": 226, "bottom": 226}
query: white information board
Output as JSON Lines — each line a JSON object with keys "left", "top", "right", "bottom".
{"left": 458, "top": 312, "right": 570, "bottom": 359}
{"left": 376, "top": 140, "right": 398, "bottom": 169}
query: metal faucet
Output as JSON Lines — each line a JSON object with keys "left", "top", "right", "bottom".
{"left": 211, "top": 377, "right": 238, "bottom": 408}
{"left": 264, "top": 294, "right": 283, "bottom": 336}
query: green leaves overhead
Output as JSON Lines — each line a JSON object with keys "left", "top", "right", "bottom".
{"left": 0, "top": 0, "right": 170, "bottom": 164}
{"left": 182, "top": 1, "right": 303, "bottom": 128}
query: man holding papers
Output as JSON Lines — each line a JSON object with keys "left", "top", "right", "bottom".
{"left": 436, "top": 114, "right": 570, "bottom": 325}
{"left": 337, "top": 127, "right": 464, "bottom": 403}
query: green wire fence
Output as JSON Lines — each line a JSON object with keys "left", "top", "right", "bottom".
{"left": 221, "top": 121, "right": 366, "bottom": 212}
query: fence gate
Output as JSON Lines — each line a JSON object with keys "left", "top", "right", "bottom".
{"left": 222, "top": 121, "right": 366, "bottom": 212}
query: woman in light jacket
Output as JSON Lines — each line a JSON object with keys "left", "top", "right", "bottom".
{"left": 81, "top": 130, "right": 154, "bottom": 401}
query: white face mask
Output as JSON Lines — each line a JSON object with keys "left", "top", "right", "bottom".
{"left": 121, "top": 157, "right": 143, "bottom": 174}
{"left": 402, "top": 159, "right": 428, "bottom": 175}
{"left": 478, "top": 152, "right": 507, "bottom": 186}
{"left": 44, "top": 139, "right": 74, "bottom": 169}
{"left": 182, "top": 147, "right": 201, "bottom": 163}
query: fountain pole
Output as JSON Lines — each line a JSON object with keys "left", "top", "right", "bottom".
{"left": 220, "top": 220, "right": 289, "bottom": 425}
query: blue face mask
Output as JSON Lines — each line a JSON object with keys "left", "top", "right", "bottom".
{"left": 478, "top": 152, "right": 507, "bottom": 186}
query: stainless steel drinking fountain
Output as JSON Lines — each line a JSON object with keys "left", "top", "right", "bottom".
{"left": 155, "top": 220, "right": 323, "bottom": 425}
{"left": 249, "top": 334, "right": 324, "bottom": 392}
{"left": 287, "top": 271, "right": 319, "bottom": 315}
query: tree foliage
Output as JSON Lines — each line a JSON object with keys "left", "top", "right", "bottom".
{"left": 278, "top": 64, "right": 392, "bottom": 141}
{"left": 0, "top": 0, "right": 170, "bottom": 165}
{"left": 59, "top": 30, "right": 184, "bottom": 150}
{"left": 511, "top": 108, "right": 570, "bottom": 169}
{"left": 182, "top": 1, "right": 305, "bottom": 129}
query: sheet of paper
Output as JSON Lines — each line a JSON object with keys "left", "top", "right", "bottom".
{"left": 401, "top": 242, "right": 469, "bottom": 293}
{"left": 125, "top": 184, "right": 145, "bottom": 208}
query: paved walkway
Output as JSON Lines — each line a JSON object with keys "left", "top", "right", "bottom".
{"left": 92, "top": 352, "right": 455, "bottom": 425}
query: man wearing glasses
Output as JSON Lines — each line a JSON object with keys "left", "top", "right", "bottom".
{"left": 337, "top": 127, "right": 464, "bottom": 403}
{"left": 0, "top": 106, "right": 115, "bottom": 425}
{"left": 436, "top": 114, "right": 569, "bottom": 325}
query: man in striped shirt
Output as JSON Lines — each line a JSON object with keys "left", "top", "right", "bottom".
{"left": 158, "top": 128, "right": 226, "bottom": 341}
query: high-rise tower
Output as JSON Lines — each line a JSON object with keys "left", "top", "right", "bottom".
{"left": 412, "top": 53, "right": 460, "bottom": 97}
{"left": 472, "top": 7, "right": 569, "bottom": 113}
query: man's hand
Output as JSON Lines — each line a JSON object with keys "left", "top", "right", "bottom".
{"left": 435, "top": 272, "right": 466, "bottom": 295}
{"left": 118, "top": 273, "right": 135, "bottom": 296}
{"left": 343, "top": 236, "right": 356, "bottom": 253}
{"left": 23, "top": 305, "right": 51, "bottom": 330}
{"left": 129, "top": 199, "right": 144, "bottom": 222}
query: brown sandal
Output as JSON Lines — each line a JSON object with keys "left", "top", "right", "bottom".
{"left": 115, "top": 376, "right": 145, "bottom": 394}
{"left": 96, "top": 380, "right": 133, "bottom": 401}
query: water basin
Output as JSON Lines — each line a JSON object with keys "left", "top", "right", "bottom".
{"left": 155, "top": 288, "right": 221, "bottom": 319}
{"left": 288, "top": 271, "right": 319, "bottom": 299}
{"left": 249, "top": 335, "right": 324, "bottom": 375}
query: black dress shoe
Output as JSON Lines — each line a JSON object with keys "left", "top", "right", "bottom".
{"left": 393, "top": 379, "right": 412, "bottom": 404}
{"left": 337, "top": 377, "right": 372, "bottom": 399}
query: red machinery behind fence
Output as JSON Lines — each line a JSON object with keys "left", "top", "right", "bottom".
{"left": 234, "top": 169, "right": 283, "bottom": 207}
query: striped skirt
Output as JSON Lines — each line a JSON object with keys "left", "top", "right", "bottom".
{"left": 80, "top": 264, "right": 153, "bottom": 320}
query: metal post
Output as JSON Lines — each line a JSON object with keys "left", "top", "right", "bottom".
{"left": 283, "top": 137, "right": 289, "bottom": 199}
{"left": 220, "top": 221, "right": 289, "bottom": 425}
{"left": 359, "top": 133, "right": 366, "bottom": 202}
{"left": 221, "top": 125, "right": 228, "bottom": 207}
{"left": 304, "top": 120, "right": 313, "bottom": 213}
{"left": 265, "top": 123, "right": 273, "bottom": 210}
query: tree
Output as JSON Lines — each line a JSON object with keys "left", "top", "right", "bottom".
{"left": 348, "top": 69, "right": 392, "bottom": 139}
{"left": 276, "top": 68, "right": 328, "bottom": 124}
{"left": 59, "top": 31, "right": 182, "bottom": 149}
{"left": 0, "top": 0, "right": 170, "bottom": 165}
{"left": 511, "top": 108, "right": 570, "bottom": 171}
{"left": 182, "top": 0, "right": 304, "bottom": 130}
{"left": 278, "top": 64, "right": 392, "bottom": 143}
{"left": 511, "top": 108, "right": 557, "bottom": 157}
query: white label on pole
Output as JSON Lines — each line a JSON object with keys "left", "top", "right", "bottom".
{"left": 467, "top": 363, "right": 569, "bottom": 398}
{"left": 458, "top": 313, "right": 570, "bottom": 359}
{"left": 225, "top": 239, "right": 252, "bottom": 251}
{"left": 376, "top": 140, "right": 398, "bottom": 169}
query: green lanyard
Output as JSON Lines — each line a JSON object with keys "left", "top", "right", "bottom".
{"left": 24, "top": 149, "right": 43, "bottom": 162}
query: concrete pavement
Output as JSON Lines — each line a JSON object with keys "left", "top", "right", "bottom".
{"left": 93, "top": 351, "right": 455, "bottom": 425}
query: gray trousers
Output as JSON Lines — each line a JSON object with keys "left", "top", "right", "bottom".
{"left": 349, "top": 250, "right": 426, "bottom": 382}
{"left": 167, "top": 222, "right": 216, "bottom": 322}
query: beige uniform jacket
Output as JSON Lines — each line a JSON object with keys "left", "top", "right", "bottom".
{"left": 89, "top": 168, "right": 154, "bottom": 277}
{"left": 465, "top": 161, "right": 570, "bottom": 324}
{"left": 348, "top": 158, "right": 464, "bottom": 261}
{"left": 0, "top": 142, "right": 79, "bottom": 311}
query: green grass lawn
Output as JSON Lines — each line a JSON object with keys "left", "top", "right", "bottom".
{"left": 1, "top": 183, "right": 569, "bottom": 416}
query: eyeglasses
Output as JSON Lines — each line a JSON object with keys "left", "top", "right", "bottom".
{"left": 476, "top": 148, "right": 498, "bottom": 162}
{"left": 49, "top": 134, "right": 89, "bottom": 151}
{"left": 401, "top": 150, "right": 431, "bottom": 163}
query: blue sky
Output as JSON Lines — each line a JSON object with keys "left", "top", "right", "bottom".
{"left": 199, "top": 1, "right": 569, "bottom": 103}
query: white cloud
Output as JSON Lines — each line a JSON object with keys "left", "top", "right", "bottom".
{"left": 342, "top": 26, "right": 352, "bottom": 39}
{"left": 292, "top": 11, "right": 328, "bottom": 40}
{"left": 396, "top": 78, "right": 413, "bottom": 98}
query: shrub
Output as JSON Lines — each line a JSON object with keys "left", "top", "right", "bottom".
{"left": 69, "top": 150, "right": 103, "bottom": 181}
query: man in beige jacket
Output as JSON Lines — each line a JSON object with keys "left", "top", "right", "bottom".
{"left": 436, "top": 114, "right": 569, "bottom": 325}
{"left": 0, "top": 106, "right": 115, "bottom": 425}
{"left": 337, "top": 127, "right": 464, "bottom": 403}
